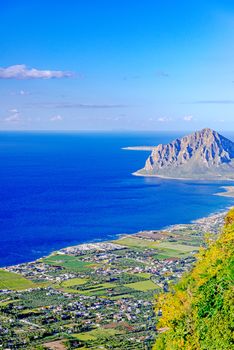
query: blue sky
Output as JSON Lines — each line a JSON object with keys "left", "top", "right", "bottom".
{"left": 1, "top": 0, "right": 234, "bottom": 131}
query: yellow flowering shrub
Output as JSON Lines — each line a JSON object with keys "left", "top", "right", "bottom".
{"left": 153, "top": 208, "right": 234, "bottom": 350}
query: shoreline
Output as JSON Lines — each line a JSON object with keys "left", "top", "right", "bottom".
{"left": 3, "top": 207, "right": 231, "bottom": 270}
{"left": 132, "top": 171, "right": 234, "bottom": 182}
{"left": 215, "top": 186, "right": 234, "bottom": 198}
{"left": 122, "top": 146, "right": 154, "bottom": 151}
{"left": 1, "top": 207, "right": 232, "bottom": 348}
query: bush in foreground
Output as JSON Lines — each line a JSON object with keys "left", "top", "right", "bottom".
{"left": 154, "top": 208, "right": 234, "bottom": 350}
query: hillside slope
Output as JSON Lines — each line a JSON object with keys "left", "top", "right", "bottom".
{"left": 153, "top": 208, "right": 234, "bottom": 350}
{"left": 136, "top": 128, "right": 234, "bottom": 179}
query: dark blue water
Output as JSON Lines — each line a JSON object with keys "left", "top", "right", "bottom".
{"left": 0, "top": 131, "right": 233, "bottom": 267}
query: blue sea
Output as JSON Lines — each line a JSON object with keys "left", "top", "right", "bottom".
{"left": 0, "top": 131, "right": 234, "bottom": 267}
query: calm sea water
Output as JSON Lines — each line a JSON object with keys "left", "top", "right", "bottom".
{"left": 0, "top": 131, "right": 234, "bottom": 267}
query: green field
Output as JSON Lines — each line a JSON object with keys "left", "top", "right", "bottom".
{"left": 157, "top": 242, "right": 199, "bottom": 252}
{"left": 0, "top": 299, "right": 19, "bottom": 307}
{"left": 109, "top": 293, "right": 135, "bottom": 300}
{"left": 58, "top": 287, "right": 85, "bottom": 294}
{"left": 154, "top": 251, "right": 180, "bottom": 259}
{"left": 20, "top": 308, "right": 42, "bottom": 315}
{"left": 136, "top": 272, "right": 152, "bottom": 279}
{"left": 61, "top": 277, "right": 88, "bottom": 287}
{"left": 126, "top": 280, "right": 157, "bottom": 291}
{"left": 116, "top": 237, "right": 199, "bottom": 258}
{"left": 72, "top": 327, "right": 122, "bottom": 341}
{"left": 115, "top": 237, "right": 160, "bottom": 249}
{"left": 58, "top": 281, "right": 118, "bottom": 297}
{"left": 0, "top": 270, "right": 35, "bottom": 290}
{"left": 73, "top": 332, "right": 96, "bottom": 341}
{"left": 116, "top": 237, "right": 198, "bottom": 254}
{"left": 154, "top": 248, "right": 191, "bottom": 259}
{"left": 42, "top": 254, "right": 94, "bottom": 272}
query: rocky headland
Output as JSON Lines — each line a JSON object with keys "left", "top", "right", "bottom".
{"left": 134, "top": 128, "right": 234, "bottom": 180}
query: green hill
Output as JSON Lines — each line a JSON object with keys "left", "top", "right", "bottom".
{"left": 153, "top": 208, "right": 234, "bottom": 350}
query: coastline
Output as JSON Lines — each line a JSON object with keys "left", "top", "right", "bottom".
{"left": 1, "top": 181, "right": 234, "bottom": 269}
{"left": 215, "top": 186, "right": 234, "bottom": 198}
{"left": 132, "top": 171, "right": 234, "bottom": 182}
{"left": 3, "top": 208, "right": 230, "bottom": 270}
{"left": 1, "top": 206, "right": 232, "bottom": 348}
{"left": 122, "top": 146, "right": 154, "bottom": 151}
{"left": 132, "top": 171, "right": 197, "bottom": 180}
{"left": 48, "top": 207, "right": 232, "bottom": 260}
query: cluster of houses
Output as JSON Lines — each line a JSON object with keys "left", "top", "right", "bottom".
{"left": 0, "top": 212, "right": 225, "bottom": 349}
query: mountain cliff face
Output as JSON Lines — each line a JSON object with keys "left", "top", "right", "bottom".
{"left": 136, "top": 128, "right": 234, "bottom": 179}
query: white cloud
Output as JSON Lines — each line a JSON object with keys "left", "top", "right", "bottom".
{"left": 5, "top": 115, "right": 20, "bottom": 123}
{"left": 5, "top": 109, "right": 20, "bottom": 123}
{"left": 11, "top": 90, "right": 30, "bottom": 96}
{"left": 183, "top": 115, "right": 193, "bottom": 121}
{"left": 9, "top": 108, "right": 18, "bottom": 113}
{"left": 50, "top": 114, "right": 63, "bottom": 122}
{"left": 19, "top": 90, "right": 29, "bottom": 95}
{"left": 157, "top": 117, "right": 171, "bottom": 123}
{"left": 0, "top": 65, "right": 73, "bottom": 79}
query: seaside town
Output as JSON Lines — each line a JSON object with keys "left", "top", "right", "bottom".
{"left": 0, "top": 211, "right": 226, "bottom": 350}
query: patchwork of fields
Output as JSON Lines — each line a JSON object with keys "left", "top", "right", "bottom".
{"left": 0, "top": 212, "right": 224, "bottom": 349}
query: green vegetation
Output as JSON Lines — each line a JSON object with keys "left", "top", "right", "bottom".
{"left": 126, "top": 280, "right": 157, "bottom": 291}
{"left": 116, "top": 237, "right": 160, "bottom": 249}
{"left": 0, "top": 270, "right": 35, "bottom": 290}
{"left": 42, "top": 254, "right": 94, "bottom": 272}
{"left": 59, "top": 281, "right": 119, "bottom": 297}
{"left": 136, "top": 272, "right": 152, "bottom": 279}
{"left": 116, "top": 237, "right": 198, "bottom": 258}
{"left": 72, "top": 331, "right": 96, "bottom": 341}
{"left": 20, "top": 289, "right": 68, "bottom": 308}
{"left": 156, "top": 242, "right": 198, "bottom": 253}
{"left": 109, "top": 293, "right": 135, "bottom": 300}
{"left": 0, "top": 299, "right": 19, "bottom": 307}
{"left": 0, "top": 211, "right": 223, "bottom": 349}
{"left": 73, "top": 327, "right": 121, "bottom": 341}
{"left": 61, "top": 277, "right": 88, "bottom": 287}
{"left": 154, "top": 208, "right": 234, "bottom": 350}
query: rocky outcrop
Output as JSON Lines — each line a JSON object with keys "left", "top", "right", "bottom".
{"left": 136, "top": 128, "right": 234, "bottom": 180}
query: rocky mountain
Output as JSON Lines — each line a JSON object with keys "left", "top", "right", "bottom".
{"left": 136, "top": 128, "right": 234, "bottom": 179}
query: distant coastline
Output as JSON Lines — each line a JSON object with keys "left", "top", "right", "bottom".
{"left": 133, "top": 171, "right": 234, "bottom": 182}
{"left": 2, "top": 180, "right": 233, "bottom": 268}
{"left": 4, "top": 207, "right": 230, "bottom": 269}
{"left": 122, "top": 146, "right": 154, "bottom": 151}
{"left": 132, "top": 171, "right": 196, "bottom": 180}
{"left": 215, "top": 186, "right": 234, "bottom": 198}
